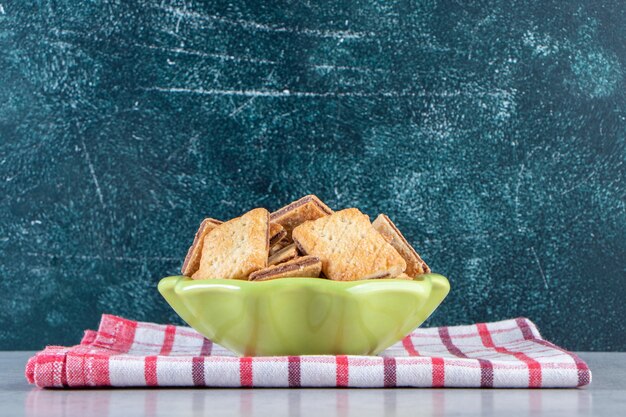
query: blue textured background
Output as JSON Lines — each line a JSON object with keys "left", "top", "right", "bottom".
{"left": 1, "top": 1, "right": 624, "bottom": 350}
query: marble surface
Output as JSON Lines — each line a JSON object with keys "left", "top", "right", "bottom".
{"left": 4, "top": 352, "right": 625, "bottom": 417}
{"left": 1, "top": 1, "right": 625, "bottom": 351}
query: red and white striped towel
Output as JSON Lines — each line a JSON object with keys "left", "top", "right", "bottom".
{"left": 25, "top": 314, "right": 590, "bottom": 388}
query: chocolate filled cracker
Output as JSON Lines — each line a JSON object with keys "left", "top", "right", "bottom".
{"left": 372, "top": 214, "right": 430, "bottom": 277}
{"left": 270, "top": 194, "right": 333, "bottom": 240}
{"left": 192, "top": 208, "right": 269, "bottom": 280}
{"left": 181, "top": 218, "right": 223, "bottom": 276}
{"left": 268, "top": 243, "right": 299, "bottom": 266}
{"left": 269, "top": 222, "right": 287, "bottom": 246}
{"left": 249, "top": 256, "right": 322, "bottom": 281}
{"left": 292, "top": 208, "right": 407, "bottom": 281}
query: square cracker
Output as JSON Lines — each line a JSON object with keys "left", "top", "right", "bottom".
{"left": 268, "top": 243, "right": 298, "bottom": 266}
{"left": 292, "top": 208, "right": 406, "bottom": 281}
{"left": 372, "top": 214, "right": 430, "bottom": 276}
{"left": 249, "top": 256, "right": 322, "bottom": 281}
{"left": 269, "top": 222, "right": 287, "bottom": 246}
{"left": 270, "top": 194, "right": 333, "bottom": 239}
{"left": 192, "top": 208, "right": 269, "bottom": 280}
{"left": 269, "top": 241, "right": 287, "bottom": 256}
{"left": 181, "top": 218, "right": 222, "bottom": 276}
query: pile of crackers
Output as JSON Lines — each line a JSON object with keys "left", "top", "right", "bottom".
{"left": 181, "top": 195, "right": 430, "bottom": 282}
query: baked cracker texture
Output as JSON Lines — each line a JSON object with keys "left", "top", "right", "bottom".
{"left": 292, "top": 208, "right": 407, "bottom": 281}
{"left": 249, "top": 256, "right": 322, "bottom": 281}
{"left": 192, "top": 208, "right": 269, "bottom": 280}
{"left": 181, "top": 218, "right": 222, "bottom": 276}
{"left": 269, "top": 222, "right": 287, "bottom": 246}
{"left": 269, "top": 241, "right": 287, "bottom": 256}
{"left": 270, "top": 194, "right": 333, "bottom": 239}
{"left": 372, "top": 214, "right": 431, "bottom": 276}
{"left": 268, "top": 243, "right": 299, "bottom": 266}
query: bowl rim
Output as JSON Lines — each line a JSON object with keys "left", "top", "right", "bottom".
{"left": 160, "top": 273, "right": 447, "bottom": 291}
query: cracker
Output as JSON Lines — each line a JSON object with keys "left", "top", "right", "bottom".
{"left": 392, "top": 273, "right": 413, "bottom": 280}
{"left": 181, "top": 218, "right": 223, "bottom": 276}
{"left": 269, "top": 241, "right": 287, "bottom": 256}
{"left": 292, "top": 208, "right": 407, "bottom": 281}
{"left": 269, "top": 222, "right": 287, "bottom": 246}
{"left": 372, "top": 214, "right": 431, "bottom": 277}
{"left": 270, "top": 194, "right": 333, "bottom": 239}
{"left": 249, "top": 256, "right": 322, "bottom": 281}
{"left": 192, "top": 208, "right": 269, "bottom": 280}
{"left": 268, "top": 243, "right": 299, "bottom": 266}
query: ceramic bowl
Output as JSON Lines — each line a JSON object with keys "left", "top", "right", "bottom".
{"left": 158, "top": 274, "right": 449, "bottom": 356}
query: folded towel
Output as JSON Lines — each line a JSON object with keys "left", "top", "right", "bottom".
{"left": 26, "top": 314, "right": 590, "bottom": 388}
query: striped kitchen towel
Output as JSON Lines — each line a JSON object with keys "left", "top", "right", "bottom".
{"left": 25, "top": 314, "right": 590, "bottom": 388}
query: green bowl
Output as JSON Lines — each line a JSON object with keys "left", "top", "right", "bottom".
{"left": 158, "top": 274, "right": 450, "bottom": 357}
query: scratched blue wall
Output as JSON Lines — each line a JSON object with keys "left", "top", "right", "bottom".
{"left": 1, "top": 1, "right": 625, "bottom": 350}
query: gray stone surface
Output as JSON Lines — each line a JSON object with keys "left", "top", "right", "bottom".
{"left": 0, "top": 1, "right": 625, "bottom": 350}
{"left": 3, "top": 352, "right": 625, "bottom": 417}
